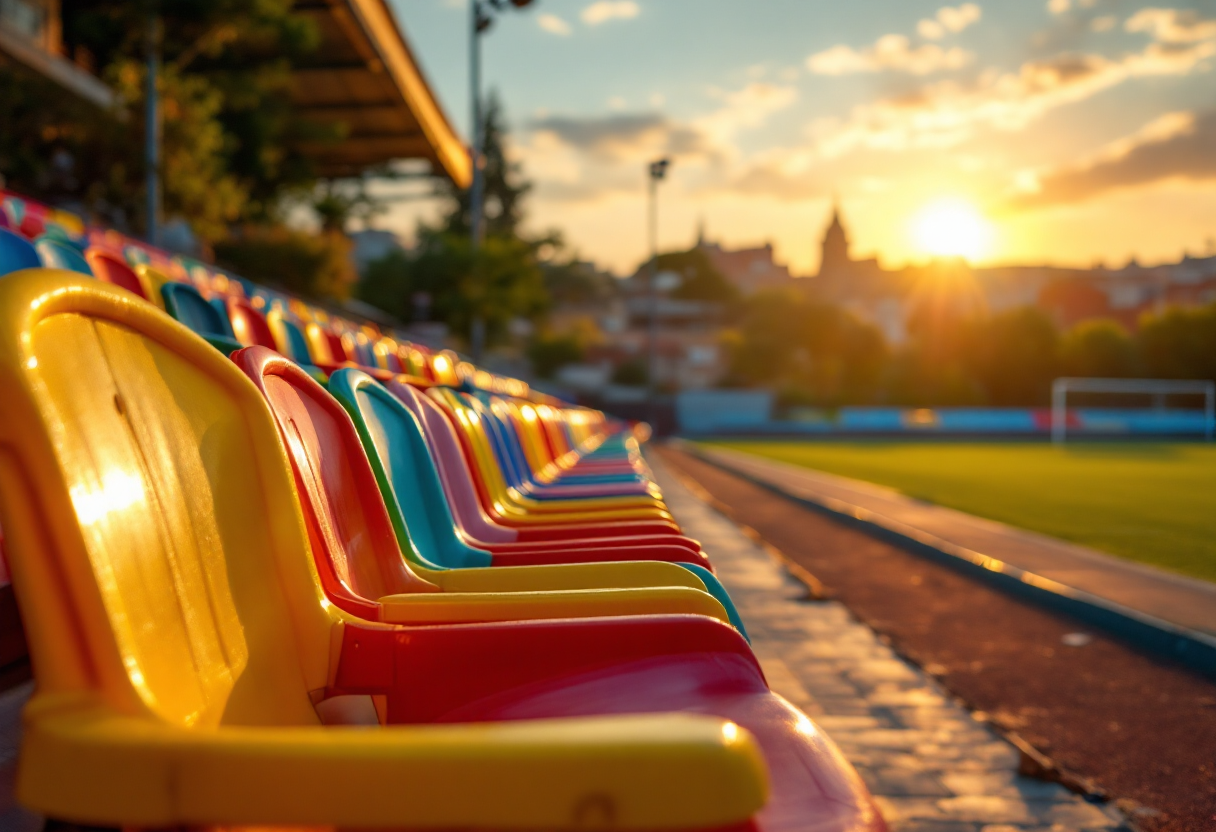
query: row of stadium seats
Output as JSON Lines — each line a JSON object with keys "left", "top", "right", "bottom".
{"left": 0, "top": 193, "right": 885, "bottom": 831}
{"left": 1, "top": 189, "right": 469, "bottom": 393}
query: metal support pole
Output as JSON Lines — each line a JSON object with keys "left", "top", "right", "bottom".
{"left": 1051, "top": 378, "right": 1065, "bottom": 445}
{"left": 469, "top": 0, "right": 484, "bottom": 248}
{"left": 468, "top": 1, "right": 485, "bottom": 362}
{"left": 145, "top": 12, "right": 160, "bottom": 246}
{"left": 1206, "top": 383, "right": 1214, "bottom": 442}
{"left": 646, "top": 173, "right": 658, "bottom": 430}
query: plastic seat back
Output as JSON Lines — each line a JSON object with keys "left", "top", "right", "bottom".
{"left": 227, "top": 298, "right": 279, "bottom": 349}
{"left": 326, "top": 330, "right": 353, "bottom": 363}
{"left": 34, "top": 238, "right": 92, "bottom": 275}
{"left": 133, "top": 265, "right": 171, "bottom": 310}
{"left": 265, "top": 309, "right": 311, "bottom": 361}
{"left": 0, "top": 228, "right": 41, "bottom": 276}
{"left": 342, "top": 332, "right": 377, "bottom": 368}
{"left": 161, "top": 282, "right": 242, "bottom": 354}
{"left": 328, "top": 369, "right": 491, "bottom": 571}
{"left": 84, "top": 249, "right": 149, "bottom": 300}
{"left": 387, "top": 378, "right": 510, "bottom": 542}
{"left": 375, "top": 340, "right": 404, "bottom": 373}
{"left": 304, "top": 322, "right": 337, "bottom": 364}
{"left": 430, "top": 388, "right": 522, "bottom": 504}
{"left": 232, "top": 347, "right": 437, "bottom": 619}
{"left": 0, "top": 271, "right": 332, "bottom": 733}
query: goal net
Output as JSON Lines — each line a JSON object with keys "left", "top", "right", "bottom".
{"left": 1051, "top": 377, "right": 1215, "bottom": 443}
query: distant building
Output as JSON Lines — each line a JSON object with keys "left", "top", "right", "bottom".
{"left": 695, "top": 220, "right": 795, "bottom": 296}
{"left": 0, "top": 0, "right": 116, "bottom": 108}
{"left": 805, "top": 203, "right": 1216, "bottom": 343}
{"left": 812, "top": 203, "right": 890, "bottom": 296}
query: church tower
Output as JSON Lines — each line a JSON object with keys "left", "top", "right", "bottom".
{"left": 818, "top": 201, "right": 852, "bottom": 278}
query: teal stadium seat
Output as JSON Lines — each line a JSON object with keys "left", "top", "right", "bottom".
{"left": 0, "top": 229, "right": 41, "bottom": 276}
{"left": 160, "top": 281, "right": 243, "bottom": 354}
{"left": 34, "top": 237, "right": 92, "bottom": 275}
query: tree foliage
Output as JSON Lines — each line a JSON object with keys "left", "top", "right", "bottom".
{"left": 960, "top": 307, "right": 1060, "bottom": 406}
{"left": 435, "top": 93, "right": 529, "bottom": 240}
{"left": 1060, "top": 319, "right": 1136, "bottom": 378}
{"left": 2, "top": 1, "right": 329, "bottom": 240}
{"left": 214, "top": 225, "right": 355, "bottom": 300}
{"left": 724, "top": 290, "right": 1216, "bottom": 407}
{"left": 647, "top": 248, "right": 739, "bottom": 304}
{"left": 357, "top": 96, "right": 552, "bottom": 348}
{"left": 1137, "top": 302, "right": 1216, "bottom": 381}
{"left": 724, "top": 289, "right": 887, "bottom": 405}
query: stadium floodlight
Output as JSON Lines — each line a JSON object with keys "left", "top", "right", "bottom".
{"left": 1051, "top": 377, "right": 1215, "bottom": 444}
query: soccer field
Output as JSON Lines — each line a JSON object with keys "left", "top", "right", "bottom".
{"left": 703, "top": 441, "right": 1216, "bottom": 583}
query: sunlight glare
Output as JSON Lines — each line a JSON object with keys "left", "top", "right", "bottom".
{"left": 912, "top": 198, "right": 993, "bottom": 261}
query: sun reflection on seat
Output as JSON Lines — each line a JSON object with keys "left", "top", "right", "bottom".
{"left": 69, "top": 469, "right": 146, "bottom": 525}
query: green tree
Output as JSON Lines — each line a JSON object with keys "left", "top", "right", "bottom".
{"left": 612, "top": 358, "right": 648, "bottom": 386}
{"left": 645, "top": 248, "right": 739, "bottom": 304}
{"left": 1060, "top": 319, "right": 1136, "bottom": 378}
{"left": 1137, "top": 301, "right": 1216, "bottom": 380}
{"left": 435, "top": 92, "right": 528, "bottom": 240}
{"left": 961, "top": 306, "right": 1060, "bottom": 405}
{"left": 214, "top": 225, "right": 355, "bottom": 300}
{"left": 527, "top": 318, "right": 601, "bottom": 379}
{"left": 358, "top": 232, "right": 549, "bottom": 346}
{"left": 2, "top": 1, "right": 329, "bottom": 240}
{"left": 357, "top": 96, "right": 553, "bottom": 349}
{"left": 723, "top": 289, "right": 887, "bottom": 405}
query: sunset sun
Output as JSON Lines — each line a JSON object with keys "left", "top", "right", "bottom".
{"left": 912, "top": 198, "right": 994, "bottom": 261}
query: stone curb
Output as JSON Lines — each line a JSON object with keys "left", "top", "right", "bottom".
{"left": 672, "top": 439, "right": 1216, "bottom": 682}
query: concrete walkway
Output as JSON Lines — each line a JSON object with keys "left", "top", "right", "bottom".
{"left": 648, "top": 453, "right": 1127, "bottom": 832}
{"left": 687, "top": 444, "right": 1216, "bottom": 638}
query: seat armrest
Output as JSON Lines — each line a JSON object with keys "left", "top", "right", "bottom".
{"left": 491, "top": 544, "right": 714, "bottom": 571}
{"left": 375, "top": 586, "right": 730, "bottom": 626}
{"left": 19, "top": 696, "right": 768, "bottom": 829}
{"left": 331, "top": 614, "right": 764, "bottom": 723}
{"left": 428, "top": 561, "right": 706, "bottom": 593}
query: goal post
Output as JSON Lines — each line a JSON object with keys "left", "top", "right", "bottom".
{"left": 1051, "top": 377, "right": 1215, "bottom": 444}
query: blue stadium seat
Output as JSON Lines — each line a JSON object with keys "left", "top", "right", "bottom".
{"left": 0, "top": 228, "right": 41, "bottom": 276}
{"left": 160, "top": 281, "right": 243, "bottom": 354}
{"left": 34, "top": 237, "right": 93, "bottom": 275}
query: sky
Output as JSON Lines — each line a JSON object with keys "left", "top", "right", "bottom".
{"left": 381, "top": 0, "right": 1216, "bottom": 276}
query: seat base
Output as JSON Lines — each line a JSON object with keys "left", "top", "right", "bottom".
{"left": 423, "top": 654, "right": 886, "bottom": 832}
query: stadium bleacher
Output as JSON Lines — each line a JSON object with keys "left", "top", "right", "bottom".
{"left": 0, "top": 190, "right": 886, "bottom": 831}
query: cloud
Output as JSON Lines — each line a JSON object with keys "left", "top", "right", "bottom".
{"left": 701, "top": 82, "right": 799, "bottom": 138}
{"left": 919, "top": 3, "right": 983, "bottom": 39}
{"left": 808, "top": 34, "right": 973, "bottom": 75}
{"left": 520, "top": 82, "right": 798, "bottom": 203}
{"left": 814, "top": 31, "right": 1216, "bottom": 156}
{"left": 528, "top": 112, "right": 709, "bottom": 161}
{"left": 1125, "top": 7, "right": 1216, "bottom": 43}
{"left": 537, "top": 13, "right": 571, "bottom": 36}
{"left": 1011, "top": 109, "right": 1216, "bottom": 207}
{"left": 581, "top": 1, "right": 639, "bottom": 26}
{"left": 719, "top": 147, "right": 824, "bottom": 201}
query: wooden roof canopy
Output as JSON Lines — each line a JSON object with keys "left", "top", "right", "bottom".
{"left": 292, "top": 0, "right": 471, "bottom": 187}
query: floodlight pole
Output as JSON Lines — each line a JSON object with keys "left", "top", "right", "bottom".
{"left": 145, "top": 11, "right": 160, "bottom": 247}
{"left": 468, "top": 0, "right": 533, "bottom": 362}
{"left": 469, "top": 1, "right": 485, "bottom": 249}
{"left": 646, "top": 157, "right": 670, "bottom": 431}
{"left": 468, "top": 0, "right": 486, "bottom": 361}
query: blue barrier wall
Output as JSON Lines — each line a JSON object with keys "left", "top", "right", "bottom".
{"left": 679, "top": 405, "right": 1213, "bottom": 437}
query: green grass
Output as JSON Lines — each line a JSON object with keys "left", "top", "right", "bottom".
{"left": 703, "top": 441, "right": 1216, "bottom": 583}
